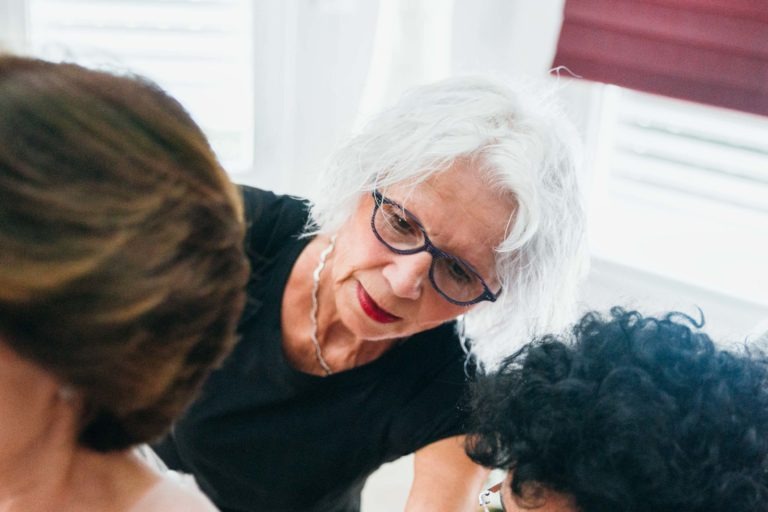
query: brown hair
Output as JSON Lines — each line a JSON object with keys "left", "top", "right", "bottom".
{"left": 0, "top": 55, "right": 249, "bottom": 451}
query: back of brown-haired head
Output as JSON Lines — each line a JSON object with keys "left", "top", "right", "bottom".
{"left": 0, "top": 55, "right": 249, "bottom": 451}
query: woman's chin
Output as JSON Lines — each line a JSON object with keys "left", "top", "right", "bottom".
{"left": 335, "top": 283, "right": 404, "bottom": 341}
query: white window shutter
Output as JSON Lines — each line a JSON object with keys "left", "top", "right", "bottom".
{"left": 590, "top": 87, "right": 768, "bottom": 306}
{"left": 610, "top": 89, "right": 768, "bottom": 213}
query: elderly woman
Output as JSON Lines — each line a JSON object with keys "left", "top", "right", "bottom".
{"left": 156, "top": 76, "right": 587, "bottom": 511}
{"left": 0, "top": 55, "right": 248, "bottom": 511}
{"left": 470, "top": 308, "right": 768, "bottom": 512}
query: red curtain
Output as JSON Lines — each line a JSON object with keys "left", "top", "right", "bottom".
{"left": 551, "top": 0, "right": 768, "bottom": 116}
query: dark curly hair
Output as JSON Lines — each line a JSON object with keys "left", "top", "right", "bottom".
{"left": 467, "top": 307, "right": 768, "bottom": 511}
{"left": 0, "top": 55, "right": 249, "bottom": 451}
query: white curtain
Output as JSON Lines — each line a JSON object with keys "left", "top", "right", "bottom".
{"left": 0, "top": 0, "right": 26, "bottom": 52}
{"left": 250, "top": 0, "right": 566, "bottom": 196}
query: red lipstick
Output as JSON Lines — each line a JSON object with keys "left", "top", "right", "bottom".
{"left": 357, "top": 283, "right": 400, "bottom": 324}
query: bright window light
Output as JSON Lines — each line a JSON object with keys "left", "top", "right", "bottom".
{"left": 589, "top": 86, "right": 768, "bottom": 307}
{"left": 26, "top": 0, "right": 254, "bottom": 174}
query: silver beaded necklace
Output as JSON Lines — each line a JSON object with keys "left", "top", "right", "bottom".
{"left": 310, "top": 235, "right": 336, "bottom": 376}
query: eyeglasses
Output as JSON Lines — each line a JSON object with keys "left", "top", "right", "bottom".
{"left": 479, "top": 481, "right": 504, "bottom": 511}
{"left": 370, "top": 189, "right": 502, "bottom": 306}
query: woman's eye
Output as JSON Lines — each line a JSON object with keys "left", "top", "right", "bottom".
{"left": 394, "top": 214, "right": 413, "bottom": 232}
{"left": 447, "top": 260, "right": 473, "bottom": 284}
{"left": 385, "top": 209, "right": 417, "bottom": 235}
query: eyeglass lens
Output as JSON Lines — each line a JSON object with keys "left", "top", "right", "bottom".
{"left": 374, "top": 201, "right": 487, "bottom": 303}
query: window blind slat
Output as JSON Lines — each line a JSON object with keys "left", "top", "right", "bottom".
{"left": 606, "top": 89, "right": 768, "bottom": 213}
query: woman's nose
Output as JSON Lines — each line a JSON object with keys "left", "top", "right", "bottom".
{"left": 382, "top": 251, "right": 433, "bottom": 300}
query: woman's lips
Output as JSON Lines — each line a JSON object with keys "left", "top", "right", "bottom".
{"left": 357, "top": 283, "right": 401, "bottom": 324}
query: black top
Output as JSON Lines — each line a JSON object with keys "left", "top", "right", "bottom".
{"left": 155, "top": 187, "right": 472, "bottom": 512}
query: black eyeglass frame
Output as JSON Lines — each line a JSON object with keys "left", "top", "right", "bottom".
{"left": 370, "top": 189, "right": 502, "bottom": 306}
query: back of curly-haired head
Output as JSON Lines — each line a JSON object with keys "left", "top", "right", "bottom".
{"left": 0, "top": 55, "right": 249, "bottom": 452}
{"left": 467, "top": 307, "right": 768, "bottom": 512}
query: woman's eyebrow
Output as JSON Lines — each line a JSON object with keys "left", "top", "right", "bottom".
{"left": 409, "top": 203, "right": 496, "bottom": 275}
{"left": 391, "top": 193, "right": 497, "bottom": 279}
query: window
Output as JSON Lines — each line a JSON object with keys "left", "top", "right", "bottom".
{"left": 24, "top": 0, "right": 254, "bottom": 174}
{"left": 588, "top": 85, "right": 768, "bottom": 307}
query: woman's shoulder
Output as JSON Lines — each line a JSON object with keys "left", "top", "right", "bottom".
{"left": 239, "top": 185, "right": 310, "bottom": 259}
{"left": 240, "top": 185, "right": 309, "bottom": 230}
{"left": 128, "top": 472, "right": 219, "bottom": 512}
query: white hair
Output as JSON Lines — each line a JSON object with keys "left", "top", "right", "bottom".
{"left": 307, "top": 76, "right": 588, "bottom": 369}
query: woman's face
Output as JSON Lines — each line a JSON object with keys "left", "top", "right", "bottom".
{"left": 329, "top": 161, "right": 514, "bottom": 342}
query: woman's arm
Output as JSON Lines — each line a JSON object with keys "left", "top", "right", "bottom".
{"left": 405, "top": 435, "right": 489, "bottom": 512}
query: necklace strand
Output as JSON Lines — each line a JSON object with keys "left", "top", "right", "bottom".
{"left": 310, "top": 235, "right": 336, "bottom": 376}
